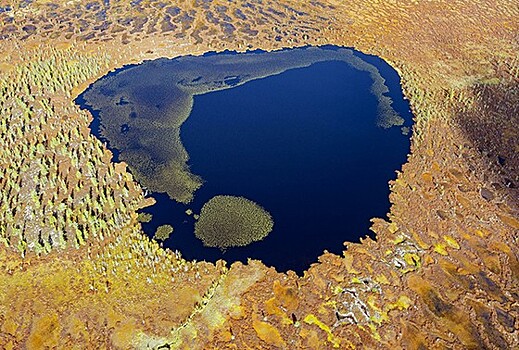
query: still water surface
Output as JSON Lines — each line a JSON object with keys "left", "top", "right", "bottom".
{"left": 78, "top": 47, "right": 413, "bottom": 274}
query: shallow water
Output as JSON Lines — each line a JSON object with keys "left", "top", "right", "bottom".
{"left": 77, "top": 46, "right": 413, "bottom": 274}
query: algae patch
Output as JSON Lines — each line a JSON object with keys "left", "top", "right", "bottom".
{"left": 194, "top": 196, "right": 274, "bottom": 248}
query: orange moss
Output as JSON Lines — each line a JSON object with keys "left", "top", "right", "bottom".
{"left": 252, "top": 316, "right": 286, "bottom": 348}
{"left": 0, "top": 0, "right": 518, "bottom": 349}
{"left": 27, "top": 313, "right": 61, "bottom": 349}
{"left": 111, "top": 321, "right": 138, "bottom": 348}
{"left": 407, "top": 275, "right": 482, "bottom": 348}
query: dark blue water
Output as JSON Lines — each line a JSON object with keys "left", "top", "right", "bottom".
{"left": 137, "top": 57, "right": 413, "bottom": 274}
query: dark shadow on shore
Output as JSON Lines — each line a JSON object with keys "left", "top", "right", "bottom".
{"left": 453, "top": 80, "right": 519, "bottom": 210}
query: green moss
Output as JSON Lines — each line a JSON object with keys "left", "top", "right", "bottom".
{"left": 154, "top": 225, "right": 174, "bottom": 241}
{"left": 137, "top": 212, "right": 153, "bottom": 223}
{"left": 194, "top": 195, "right": 274, "bottom": 248}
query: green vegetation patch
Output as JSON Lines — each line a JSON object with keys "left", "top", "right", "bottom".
{"left": 154, "top": 225, "right": 174, "bottom": 241}
{"left": 137, "top": 212, "right": 153, "bottom": 223}
{"left": 194, "top": 195, "right": 274, "bottom": 248}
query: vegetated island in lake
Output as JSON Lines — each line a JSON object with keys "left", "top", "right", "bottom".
{"left": 77, "top": 46, "right": 413, "bottom": 273}
{"left": 194, "top": 195, "right": 274, "bottom": 249}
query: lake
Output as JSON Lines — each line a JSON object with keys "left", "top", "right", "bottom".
{"left": 77, "top": 46, "right": 413, "bottom": 274}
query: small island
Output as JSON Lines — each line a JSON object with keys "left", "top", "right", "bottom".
{"left": 154, "top": 224, "right": 174, "bottom": 241}
{"left": 194, "top": 195, "right": 274, "bottom": 248}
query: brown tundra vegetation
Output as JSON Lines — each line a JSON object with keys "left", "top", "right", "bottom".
{"left": 0, "top": 0, "right": 517, "bottom": 349}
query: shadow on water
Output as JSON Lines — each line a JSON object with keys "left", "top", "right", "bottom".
{"left": 76, "top": 46, "right": 413, "bottom": 275}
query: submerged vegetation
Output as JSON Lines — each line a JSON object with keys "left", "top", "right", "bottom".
{"left": 194, "top": 195, "right": 274, "bottom": 248}
{"left": 79, "top": 47, "right": 404, "bottom": 204}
